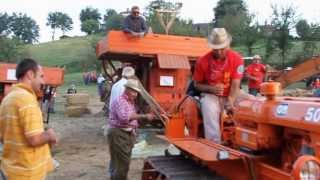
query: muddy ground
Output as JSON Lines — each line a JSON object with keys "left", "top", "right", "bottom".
{"left": 46, "top": 93, "right": 168, "bottom": 180}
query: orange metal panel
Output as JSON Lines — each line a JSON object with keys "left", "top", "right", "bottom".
{"left": 148, "top": 67, "right": 189, "bottom": 111}
{"left": 157, "top": 54, "right": 190, "bottom": 69}
{"left": 170, "top": 138, "right": 242, "bottom": 162}
{"left": 0, "top": 63, "right": 64, "bottom": 86}
{"left": 96, "top": 31, "right": 210, "bottom": 59}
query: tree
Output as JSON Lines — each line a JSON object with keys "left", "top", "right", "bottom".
{"left": 0, "top": 13, "right": 11, "bottom": 35}
{"left": 240, "top": 19, "right": 262, "bottom": 56}
{"left": 102, "top": 9, "right": 124, "bottom": 31}
{"left": 213, "top": 0, "right": 250, "bottom": 44}
{"left": 81, "top": 19, "right": 100, "bottom": 35}
{"left": 10, "top": 13, "right": 39, "bottom": 44}
{"left": 46, "top": 12, "right": 73, "bottom": 40}
{"left": 295, "top": 19, "right": 310, "bottom": 40}
{"left": 59, "top": 13, "right": 73, "bottom": 35}
{"left": 269, "top": 5, "right": 297, "bottom": 68}
{"left": 0, "top": 36, "right": 22, "bottom": 62}
{"left": 80, "top": 7, "right": 101, "bottom": 22}
{"left": 145, "top": 0, "right": 200, "bottom": 36}
{"left": 46, "top": 12, "right": 61, "bottom": 41}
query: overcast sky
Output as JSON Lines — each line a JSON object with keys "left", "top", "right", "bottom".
{"left": 1, "top": 0, "right": 319, "bottom": 42}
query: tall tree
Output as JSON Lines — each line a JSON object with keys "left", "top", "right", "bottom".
{"left": 47, "top": 12, "right": 73, "bottom": 40}
{"left": 59, "top": 13, "right": 73, "bottom": 35}
{"left": 46, "top": 12, "right": 61, "bottom": 41}
{"left": 80, "top": 7, "right": 101, "bottom": 22}
{"left": 213, "top": 0, "right": 250, "bottom": 44}
{"left": 102, "top": 9, "right": 124, "bottom": 31}
{"left": 240, "top": 18, "right": 262, "bottom": 56}
{"left": 295, "top": 19, "right": 310, "bottom": 40}
{"left": 145, "top": 0, "right": 200, "bottom": 36}
{"left": 81, "top": 19, "right": 99, "bottom": 35}
{"left": 269, "top": 5, "right": 297, "bottom": 68}
{"left": 0, "top": 13, "right": 11, "bottom": 35}
{"left": 10, "top": 13, "right": 39, "bottom": 44}
{"left": 0, "top": 36, "right": 22, "bottom": 62}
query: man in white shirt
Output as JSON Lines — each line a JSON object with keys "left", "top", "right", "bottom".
{"left": 109, "top": 66, "right": 135, "bottom": 108}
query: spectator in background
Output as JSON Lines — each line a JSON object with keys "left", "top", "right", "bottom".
{"left": 245, "top": 55, "right": 266, "bottom": 96}
{"left": 67, "top": 83, "right": 77, "bottom": 94}
{"left": 83, "top": 72, "right": 89, "bottom": 85}
{"left": 97, "top": 73, "right": 106, "bottom": 100}
{"left": 42, "top": 86, "right": 56, "bottom": 113}
{"left": 123, "top": 6, "right": 148, "bottom": 37}
{"left": 312, "top": 78, "right": 320, "bottom": 97}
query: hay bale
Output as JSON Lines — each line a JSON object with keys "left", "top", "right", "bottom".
{"left": 65, "top": 105, "right": 87, "bottom": 117}
{"left": 66, "top": 93, "right": 89, "bottom": 105}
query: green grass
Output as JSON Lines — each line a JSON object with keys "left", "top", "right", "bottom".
{"left": 58, "top": 73, "right": 99, "bottom": 97}
{"left": 25, "top": 34, "right": 103, "bottom": 73}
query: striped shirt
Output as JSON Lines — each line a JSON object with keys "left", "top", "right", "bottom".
{"left": 0, "top": 83, "right": 53, "bottom": 178}
{"left": 108, "top": 93, "right": 138, "bottom": 129}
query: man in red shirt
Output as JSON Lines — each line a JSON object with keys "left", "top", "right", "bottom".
{"left": 245, "top": 55, "right": 266, "bottom": 96}
{"left": 193, "top": 28, "right": 244, "bottom": 143}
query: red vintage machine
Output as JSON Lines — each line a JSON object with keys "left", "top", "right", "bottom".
{"left": 96, "top": 30, "right": 209, "bottom": 118}
{"left": 0, "top": 63, "right": 64, "bottom": 102}
{"left": 142, "top": 82, "right": 320, "bottom": 179}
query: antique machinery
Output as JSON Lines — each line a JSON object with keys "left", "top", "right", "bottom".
{"left": 142, "top": 82, "right": 320, "bottom": 179}
{"left": 0, "top": 63, "right": 64, "bottom": 102}
{"left": 96, "top": 30, "right": 210, "bottom": 123}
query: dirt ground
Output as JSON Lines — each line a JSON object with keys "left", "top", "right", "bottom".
{"left": 46, "top": 93, "right": 167, "bottom": 180}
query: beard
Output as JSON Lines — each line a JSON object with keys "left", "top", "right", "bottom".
{"left": 212, "top": 51, "right": 226, "bottom": 60}
{"left": 212, "top": 51, "right": 220, "bottom": 59}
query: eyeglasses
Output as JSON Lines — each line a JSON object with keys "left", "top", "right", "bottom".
{"left": 132, "top": 11, "right": 140, "bottom": 15}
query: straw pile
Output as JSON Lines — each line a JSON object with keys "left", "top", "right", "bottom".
{"left": 65, "top": 93, "right": 90, "bottom": 117}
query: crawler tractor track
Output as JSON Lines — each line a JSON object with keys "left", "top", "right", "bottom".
{"left": 142, "top": 156, "right": 225, "bottom": 180}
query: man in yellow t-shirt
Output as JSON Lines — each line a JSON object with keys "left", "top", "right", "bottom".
{"left": 0, "top": 58, "right": 58, "bottom": 180}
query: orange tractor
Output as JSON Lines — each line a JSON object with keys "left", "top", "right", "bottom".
{"left": 141, "top": 81, "right": 320, "bottom": 179}
{"left": 0, "top": 63, "right": 64, "bottom": 100}
{"left": 97, "top": 31, "right": 320, "bottom": 179}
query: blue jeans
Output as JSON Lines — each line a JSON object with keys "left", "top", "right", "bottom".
{"left": 0, "top": 170, "right": 7, "bottom": 180}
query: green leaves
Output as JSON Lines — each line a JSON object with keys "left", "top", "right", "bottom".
{"left": 79, "top": 7, "right": 101, "bottom": 35}
{"left": 47, "top": 12, "right": 73, "bottom": 40}
{"left": 0, "top": 13, "right": 11, "bottom": 35}
{"left": 81, "top": 19, "right": 100, "bottom": 35}
{"left": 10, "top": 13, "right": 39, "bottom": 44}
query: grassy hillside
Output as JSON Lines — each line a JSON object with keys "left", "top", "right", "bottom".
{"left": 25, "top": 34, "right": 103, "bottom": 73}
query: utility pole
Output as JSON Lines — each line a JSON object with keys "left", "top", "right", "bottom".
{"left": 151, "top": 1, "right": 183, "bottom": 34}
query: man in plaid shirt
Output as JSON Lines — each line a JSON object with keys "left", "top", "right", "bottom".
{"left": 107, "top": 79, "right": 155, "bottom": 180}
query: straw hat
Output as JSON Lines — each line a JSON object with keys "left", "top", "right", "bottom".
{"left": 125, "top": 79, "right": 141, "bottom": 93}
{"left": 122, "top": 66, "right": 135, "bottom": 78}
{"left": 208, "top": 28, "right": 232, "bottom": 49}
{"left": 253, "top": 55, "right": 261, "bottom": 60}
